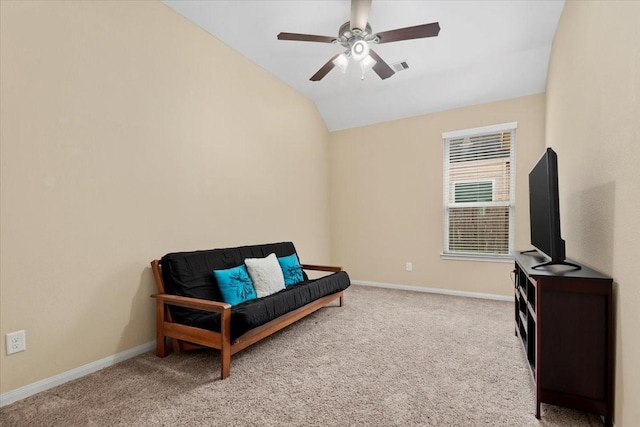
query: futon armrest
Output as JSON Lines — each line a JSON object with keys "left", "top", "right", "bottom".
{"left": 152, "top": 293, "right": 231, "bottom": 313}
{"left": 301, "top": 264, "right": 343, "bottom": 273}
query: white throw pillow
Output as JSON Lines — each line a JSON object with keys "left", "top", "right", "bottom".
{"left": 245, "top": 253, "right": 285, "bottom": 298}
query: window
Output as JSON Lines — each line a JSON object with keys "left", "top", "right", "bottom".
{"left": 454, "top": 180, "right": 494, "bottom": 203}
{"left": 442, "top": 122, "right": 516, "bottom": 260}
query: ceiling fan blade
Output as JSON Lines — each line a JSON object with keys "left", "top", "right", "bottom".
{"left": 277, "top": 32, "right": 337, "bottom": 43}
{"left": 368, "top": 49, "right": 395, "bottom": 80}
{"left": 376, "top": 22, "right": 441, "bottom": 44}
{"left": 350, "top": 0, "right": 372, "bottom": 32}
{"left": 310, "top": 54, "right": 340, "bottom": 81}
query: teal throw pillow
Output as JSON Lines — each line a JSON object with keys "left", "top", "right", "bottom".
{"left": 277, "top": 254, "right": 304, "bottom": 286}
{"left": 213, "top": 265, "right": 257, "bottom": 306}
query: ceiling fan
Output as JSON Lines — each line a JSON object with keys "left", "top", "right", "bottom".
{"left": 277, "top": 0, "right": 440, "bottom": 81}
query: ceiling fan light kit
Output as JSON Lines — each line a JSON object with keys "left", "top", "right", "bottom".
{"left": 332, "top": 52, "right": 350, "bottom": 73}
{"left": 359, "top": 54, "right": 377, "bottom": 79}
{"left": 276, "top": 0, "right": 440, "bottom": 82}
{"left": 351, "top": 40, "right": 370, "bottom": 61}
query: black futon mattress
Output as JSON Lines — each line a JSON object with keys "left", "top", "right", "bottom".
{"left": 161, "top": 242, "right": 350, "bottom": 341}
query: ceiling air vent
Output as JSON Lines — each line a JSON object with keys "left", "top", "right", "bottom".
{"left": 391, "top": 61, "right": 409, "bottom": 72}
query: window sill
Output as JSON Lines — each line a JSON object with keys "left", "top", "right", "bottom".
{"left": 440, "top": 253, "right": 514, "bottom": 263}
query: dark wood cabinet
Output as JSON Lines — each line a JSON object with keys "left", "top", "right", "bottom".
{"left": 513, "top": 251, "right": 614, "bottom": 426}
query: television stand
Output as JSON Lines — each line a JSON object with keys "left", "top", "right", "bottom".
{"left": 519, "top": 248, "right": 538, "bottom": 255}
{"left": 513, "top": 251, "right": 614, "bottom": 426}
{"left": 531, "top": 259, "right": 582, "bottom": 271}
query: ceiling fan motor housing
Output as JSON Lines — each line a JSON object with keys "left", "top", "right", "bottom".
{"left": 337, "top": 22, "right": 378, "bottom": 49}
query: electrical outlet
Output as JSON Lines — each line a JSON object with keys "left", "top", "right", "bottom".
{"left": 405, "top": 262, "right": 413, "bottom": 272}
{"left": 6, "top": 330, "right": 26, "bottom": 355}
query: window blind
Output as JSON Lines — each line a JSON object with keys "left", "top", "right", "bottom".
{"left": 443, "top": 123, "right": 516, "bottom": 258}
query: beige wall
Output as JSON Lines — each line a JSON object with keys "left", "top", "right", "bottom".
{"left": 0, "top": 1, "right": 330, "bottom": 394}
{"left": 329, "top": 94, "right": 545, "bottom": 296}
{"left": 545, "top": 1, "right": 640, "bottom": 425}
{"left": 5, "top": 3, "right": 636, "bottom": 421}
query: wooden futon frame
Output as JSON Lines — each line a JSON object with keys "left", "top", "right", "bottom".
{"left": 150, "top": 260, "right": 345, "bottom": 379}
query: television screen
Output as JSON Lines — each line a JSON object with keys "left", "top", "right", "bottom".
{"left": 528, "top": 148, "right": 566, "bottom": 264}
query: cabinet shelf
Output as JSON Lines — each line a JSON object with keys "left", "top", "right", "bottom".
{"left": 519, "top": 312, "right": 527, "bottom": 333}
{"left": 518, "top": 287, "right": 527, "bottom": 302}
{"left": 527, "top": 301, "right": 535, "bottom": 317}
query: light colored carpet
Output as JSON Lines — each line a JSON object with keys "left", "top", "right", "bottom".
{"left": 0, "top": 285, "right": 603, "bottom": 426}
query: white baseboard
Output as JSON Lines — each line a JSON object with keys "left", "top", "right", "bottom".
{"left": 0, "top": 341, "right": 155, "bottom": 407}
{"left": 352, "top": 280, "right": 513, "bottom": 302}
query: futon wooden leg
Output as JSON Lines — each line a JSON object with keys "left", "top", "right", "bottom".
{"left": 220, "top": 308, "right": 231, "bottom": 379}
{"left": 155, "top": 299, "right": 167, "bottom": 357}
{"left": 221, "top": 349, "right": 230, "bottom": 379}
{"left": 339, "top": 292, "right": 345, "bottom": 307}
{"left": 156, "top": 337, "right": 167, "bottom": 358}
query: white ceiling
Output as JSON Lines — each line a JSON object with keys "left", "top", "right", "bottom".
{"left": 162, "top": 0, "right": 564, "bottom": 131}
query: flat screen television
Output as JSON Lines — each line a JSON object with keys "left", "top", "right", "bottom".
{"left": 527, "top": 147, "right": 580, "bottom": 270}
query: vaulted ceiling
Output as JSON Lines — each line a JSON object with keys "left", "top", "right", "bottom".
{"left": 163, "top": 0, "right": 564, "bottom": 131}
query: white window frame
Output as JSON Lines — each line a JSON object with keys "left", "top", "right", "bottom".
{"left": 441, "top": 122, "right": 517, "bottom": 262}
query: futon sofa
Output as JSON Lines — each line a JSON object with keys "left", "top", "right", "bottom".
{"left": 150, "top": 242, "right": 350, "bottom": 378}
